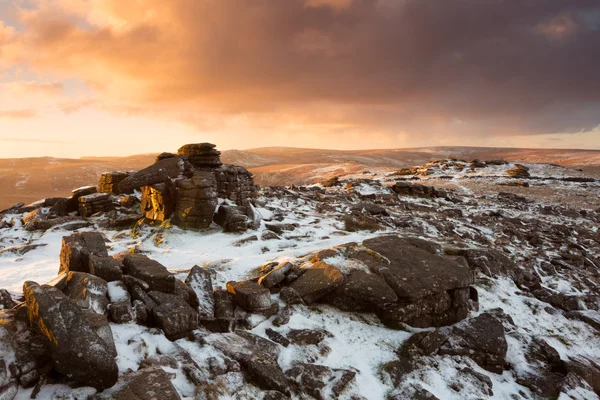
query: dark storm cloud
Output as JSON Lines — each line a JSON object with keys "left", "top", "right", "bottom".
{"left": 7, "top": 0, "right": 600, "bottom": 135}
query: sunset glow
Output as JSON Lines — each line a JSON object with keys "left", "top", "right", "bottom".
{"left": 1, "top": 0, "right": 600, "bottom": 157}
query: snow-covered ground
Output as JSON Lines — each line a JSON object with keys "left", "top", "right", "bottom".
{"left": 1, "top": 160, "right": 600, "bottom": 399}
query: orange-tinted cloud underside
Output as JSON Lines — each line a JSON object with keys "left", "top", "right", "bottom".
{"left": 1, "top": 0, "right": 600, "bottom": 157}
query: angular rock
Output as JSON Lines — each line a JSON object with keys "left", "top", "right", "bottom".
{"left": 214, "top": 204, "right": 251, "bottom": 232}
{"left": 226, "top": 280, "right": 271, "bottom": 311}
{"left": 140, "top": 180, "right": 177, "bottom": 222}
{"left": 121, "top": 253, "right": 175, "bottom": 293}
{"left": 152, "top": 300, "right": 199, "bottom": 341}
{"left": 259, "top": 262, "right": 293, "bottom": 288}
{"left": 287, "top": 329, "right": 332, "bottom": 346}
{"left": 185, "top": 266, "right": 215, "bottom": 318}
{"left": 89, "top": 255, "right": 123, "bottom": 282}
{"left": 178, "top": 143, "right": 222, "bottom": 168}
{"left": 59, "top": 232, "right": 108, "bottom": 274}
{"left": 0, "top": 289, "right": 16, "bottom": 310}
{"left": 439, "top": 312, "right": 508, "bottom": 373}
{"left": 62, "top": 272, "right": 109, "bottom": 315}
{"left": 23, "top": 281, "right": 118, "bottom": 389}
{"left": 172, "top": 171, "right": 218, "bottom": 230}
{"left": 289, "top": 262, "right": 344, "bottom": 304}
{"left": 450, "top": 248, "right": 520, "bottom": 279}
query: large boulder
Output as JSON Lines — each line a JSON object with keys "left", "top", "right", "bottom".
{"left": 121, "top": 254, "right": 176, "bottom": 293}
{"left": 325, "top": 270, "right": 398, "bottom": 311}
{"left": 78, "top": 193, "right": 115, "bottom": 218}
{"left": 289, "top": 262, "right": 344, "bottom": 304}
{"left": 362, "top": 236, "right": 474, "bottom": 300}
{"left": 23, "top": 281, "right": 118, "bottom": 389}
{"left": 59, "top": 232, "right": 109, "bottom": 274}
{"left": 99, "top": 171, "right": 131, "bottom": 195}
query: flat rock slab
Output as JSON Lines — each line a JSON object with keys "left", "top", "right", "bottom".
{"left": 363, "top": 235, "right": 474, "bottom": 300}
{"left": 121, "top": 254, "right": 175, "bottom": 293}
{"left": 185, "top": 266, "right": 215, "bottom": 318}
{"left": 152, "top": 301, "right": 198, "bottom": 341}
{"left": 289, "top": 262, "right": 343, "bottom": 304}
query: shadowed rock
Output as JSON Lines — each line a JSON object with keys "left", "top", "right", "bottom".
{"left": 23, "top": 281, "right": 118, "bottom": 390}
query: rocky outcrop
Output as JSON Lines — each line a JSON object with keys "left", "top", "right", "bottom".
{"left": 140, "top": 180, "right": 177, "bottom": 222}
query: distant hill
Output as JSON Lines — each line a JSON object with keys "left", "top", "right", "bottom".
{"left": 1, "top": 146, "right": 599, "bottom": 209}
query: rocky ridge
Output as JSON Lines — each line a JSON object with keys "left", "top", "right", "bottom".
{"left": 0, "top": 152, "right": 599, "bottom": 399}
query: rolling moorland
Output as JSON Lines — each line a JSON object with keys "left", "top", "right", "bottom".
{"left": 1, "top": 146, "right": 600, "bottom": 210}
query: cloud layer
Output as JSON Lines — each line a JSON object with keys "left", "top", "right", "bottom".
{"left": 2, "top": 0, "right": 600, "bottom": 147}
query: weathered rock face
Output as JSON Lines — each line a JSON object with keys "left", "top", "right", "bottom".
{"left": 130, "top": 143, "right": 258, "bottom": 231}
{"left": 99, "top": 172, "right": 131, "bottom": 195}
{"left": 62, "top": 272, "right": 109, "bottom": 315}
{"left": 78, "top": 193, "right": 115, "bottom": 218}
{"left": 214, "top": 165, "right": 258, "bottom": 207}
{"left": 23, "top": 281, "right": 118, "bottom": 390}
{"left": 172, "top": 171, "right": 218, "bottom": 229}
{"left": 140, "top": 180, "right": 177, "bottom": 222}
{"left": 59, "top": 232, "right": 109, "bottom": 274}
{"left": 178, "top": 143, "right": 222, "bottom": 168}
{"left": 439, "top": 312, "right": 508, "bottom": 374}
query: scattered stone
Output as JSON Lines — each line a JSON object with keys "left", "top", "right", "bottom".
{"left": 226, "top": 280, "right": 271, "bottom": 311}
{"left": 287, "top": 363, "right": 356, "bottom": 400}
{"left": 287, "top": 329, "right": 332, "bottom": 346}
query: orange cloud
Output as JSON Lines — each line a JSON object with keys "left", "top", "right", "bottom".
{"left": 1, "top": 0, "right": 600, "bottom": 143}
{"left": 0, "top": 109, "right": 37, "bottom": 119}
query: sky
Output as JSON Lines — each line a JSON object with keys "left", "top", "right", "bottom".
{"left": 1, "top": 0, "right": 600, "bottom": 158}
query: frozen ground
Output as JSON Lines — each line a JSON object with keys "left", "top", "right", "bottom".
{"left": 1, "top": 159, "right": 600, "bottom": 399}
